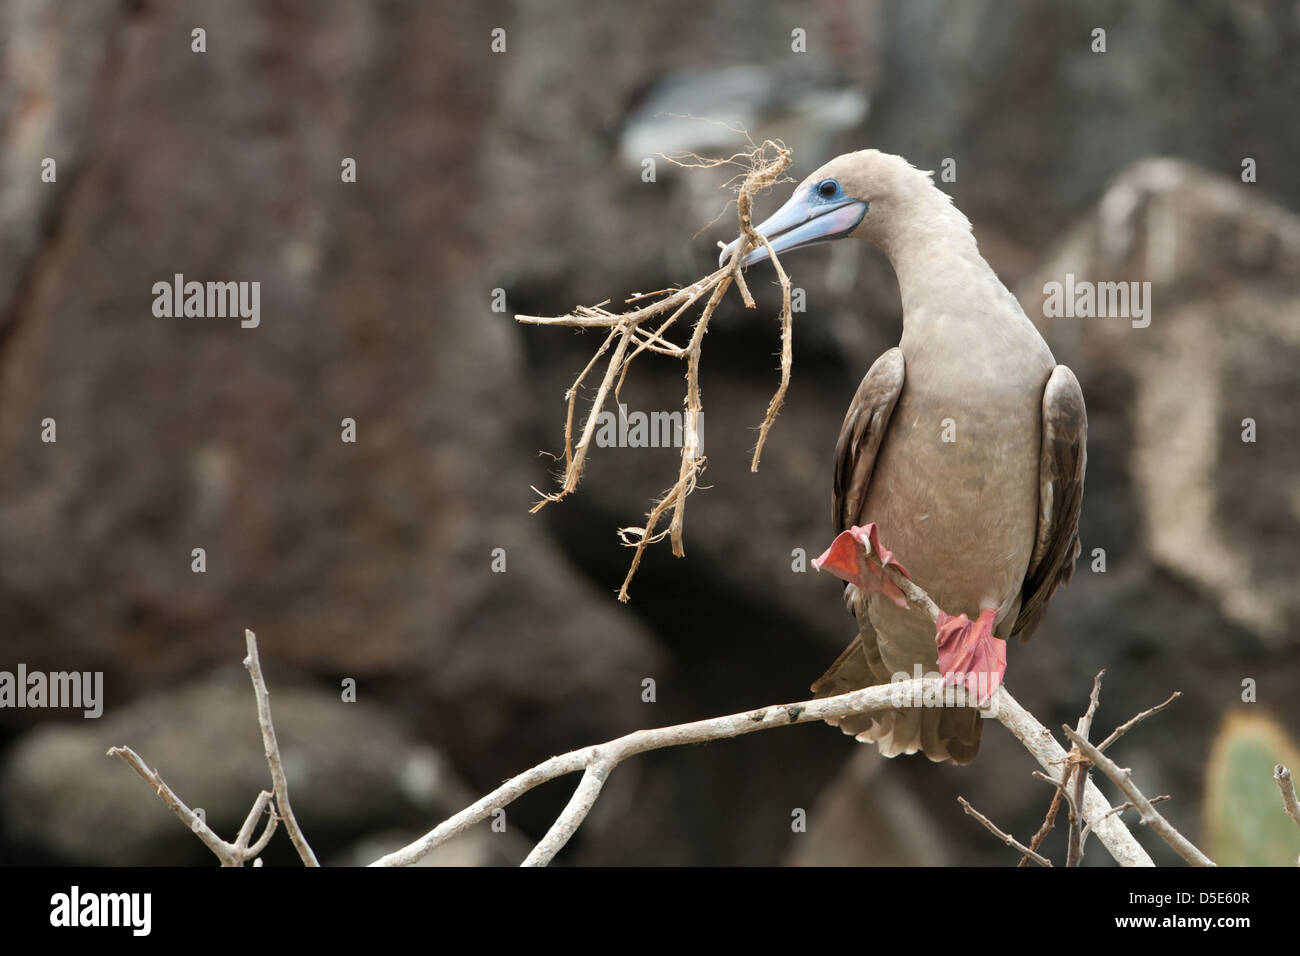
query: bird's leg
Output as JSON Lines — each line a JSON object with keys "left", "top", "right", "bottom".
{"left": 814, "top": 524, "right": 1007, "bottom": 704}
{"left": 935, "top": 607, "right": 1006, "bottom": 705}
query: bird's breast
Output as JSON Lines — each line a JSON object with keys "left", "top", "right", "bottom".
{"left": 860, "top": 363, "right": 1044, "bottom": 671}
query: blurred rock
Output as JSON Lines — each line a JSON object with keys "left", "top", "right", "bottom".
{"left": 0, "top": 0, "right": 116, "bottom": 341}
{"left": 1, "top": 672, "right": 453, "bottom": 864}
{"left": 0, "top": 0, "right": 664, "bottom": 834}
{"left": 618, "top": 63, "right": 868, "bottom": 171}
{"left": 785, "top": 748, "right": 951, "bottom": 866}
{"left": 1021, "top": 158, "right": 1300, "bottom": 645}
{"left": 867, "top": 0, "right": 1300, "bottom": 268}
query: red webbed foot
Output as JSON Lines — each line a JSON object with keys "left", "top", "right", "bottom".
{"left": 811, "top": 523, "right": 911, "bottom": 609}
{"left": 935, "top": 607, "right": 1005, "bottom": 705}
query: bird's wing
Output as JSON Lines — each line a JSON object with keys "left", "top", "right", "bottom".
{"left": 831, "top": 347, "right": 905, "bottom": 532}
{"left": 1012, "top": 364, "right": 1087, "bottom": 642}
{"left": 811, "top": 347, "right": 903, "bottom": 702}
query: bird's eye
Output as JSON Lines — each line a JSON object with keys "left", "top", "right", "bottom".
{"left": 817, "top": 179, "right": 840, "bottom": 198}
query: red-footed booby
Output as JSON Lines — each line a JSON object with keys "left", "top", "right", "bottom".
{"left": 720, "top": 150, "right": 1086, "bottom": 764}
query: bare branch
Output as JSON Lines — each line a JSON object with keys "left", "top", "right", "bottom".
{"left": 1032, "top": 769, "right": 1082, "bottom": 824}
{"left": 244, "top": 629, "right": 319, "bottom": 867}
{"left": 522, "top": 757, "right": 615, "bottom": 867}
{"left": 1062, "top": 724, "right": 1215, "bottom": 866}
{"left": 1020, "top": 774, "right": 1065, "bottom": 867}
{"left": 1066, "top": 670, "right": 1105, "bottom": 867}
{"left": 748, "top": 233, "right": 793, "bottom": 471}
{"left": 999, "top": 694, "right": 1152, "bottom": 867}
{"left": 112, "top": 625, "right": 1166, "bottom": 869}
{"left": 244, "top": 810, "right": 279, "bottom": 859}
{"left": 234, "top": 789, "right": 275, "bottom": 852}
{"left": 107, "top": 745, "right": 240, "bottom": 866}
{"left": 1097, "top": 692, "right": 1181, "bottom": 753}
{"left": 959, "top": 796, "right": 1051, "bottom": 867}
{"left": 1082, "top": 795, "right": 1170, "bottom": 843}
{"left": 879, "top": 563, "right": 943, "bottom": 624}
{"left": 1276, "top": 765, "right": 1300, "bottom": 831}
{"left": 372, "top": 682, "right": 1153, "bottom": 867}
{"left": 107, "top": 748, "right": 281, "bottom": 866}
{"left": 111, "top": 633, "right": 320, "bottom": 867}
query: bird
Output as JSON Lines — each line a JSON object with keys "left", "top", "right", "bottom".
{"left": 719, "top": 149, "right": 1086, "bottom": 764}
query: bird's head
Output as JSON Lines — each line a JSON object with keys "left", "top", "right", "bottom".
{"left": 719, "top": 149, "right": 953, "bottom": 269}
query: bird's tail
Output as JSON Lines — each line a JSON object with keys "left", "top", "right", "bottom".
{"left": 811, "top": 633, "right": 983, "bottom": 765}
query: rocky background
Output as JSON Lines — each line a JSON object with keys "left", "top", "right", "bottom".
{"left": 1, "top": 0, "right": 1298, "bottom": 866}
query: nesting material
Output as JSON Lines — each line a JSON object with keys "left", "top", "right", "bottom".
{"left": 516, "top": 139, "right": 796, "bottom": 601}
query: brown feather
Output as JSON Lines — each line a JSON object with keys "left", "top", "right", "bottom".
{"left": 832, "top": 348, "right": 905, "bottom": 532}
{"left": 1013, "top": 365, "right": 1087, "bottom": 642}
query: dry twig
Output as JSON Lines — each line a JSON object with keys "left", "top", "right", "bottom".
{"left": 516, "top": 138, "right": 795, "bottom": 601}
{"left": 1096, "top": 692, "right": 1181, "bottom": 753}
{"left": 1062, "top": 724, "right": 1215, "bottom": 866}
{"left": 1019, "top": 782, "right": 1064, "bottom": 867}
{"left": 106, "top": 745, "right": 275, "bottom": 866}
{"left": 108, "top": 629, "right": 317, "bottom": 867}
{"left": 1019, "top": 681, "right": 1185, "bottom": 866}
{"left": 1276, "top": 764, "right": 1300, "bottom": 831}
{"left": 1031, "top": 769, "right": 1082, "bottom": 824}
{"left": 243, "top": 628, "right": 319, "bottom": 866}
{"left": 370, "top": 680, "right": 1152, "bottom": 868}
{"left": 958, "top": 796, "right": 1052, "bottom": 867}
{"left": 111, "top": 617, "right": 1161, "bottom": 868}
{"left": 1065, "top": 670, "right": 1105, "bottom": 866}
{"left": 1082, "top": 794, "right": 1171, "bottom": 843}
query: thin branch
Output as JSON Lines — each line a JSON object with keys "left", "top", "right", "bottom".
{"left": 106, "top": 748, "right": 280, "bottom": 866}
{"left": 1081, "top": 795, "right": 1170, "bottom": 843}
{"left": 1097, "top": 692, "right": 1181, "bottom": 753}
{"left": 244, "top": 629, "right": 319, "bottom": 867}
{"left": 234, "top": 790, "right": 278, "bottom": 858}
{"left": 107, "top": 745, "right": 240, "bottom": 866}
{"left": 1032, "top": 769, "right": 1082, "bottom": 825}
{"left": 112, "top": 627, "right": 1163, "bottom": 868}
{"left": 558, "top": 326, "right": 619, "bottom": 475}
{"left": 959, "top": 796, "right": 1051, "bottom": 867}
{"left": 235, "top": 790, "right": 273, "bottom": 849}
{"left": 1276, "top": 765, "right": 1300, "bottom": 830}
{"left": 111, "top": 633, "right": 319, "bottom": 868}
{"left": 1066, "top": 670, "right": 1105, "bottom": 867}
{"left": 1062, "top": 725, "right": 1215, "bottom": 866}
{"left": 879, "top": 562, "right": 943, "bottom": 624}
{"left": 1019, "top": 776, "right": 1065, "bottom": 867}
{"left": 748, "top": 231, "right": 793, "bottom": 471}
{"left": 372, "top": 682, "right": 1153, "bottom": 867}
{"left": 999, "top": 694, "right": 1152, "bottom": 867}
{"left": 244, "top": 810, "right": 279, "bottom": 859}
{"left": 522, "top": 757, "right": 614, "bottom": 867}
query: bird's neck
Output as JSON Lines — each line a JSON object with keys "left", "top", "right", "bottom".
{"left": 882, "top": 199, "right": 984, "bottom": 305}
{"left": 882, "top": 204, "right": 1053, "bottom": 369}
{"left": 892, "top": 239, "right": 991, "bottom": 318}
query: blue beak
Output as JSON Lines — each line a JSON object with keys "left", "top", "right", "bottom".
{"left": 719, "top": 186, "right": 868, "bottom": 269}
